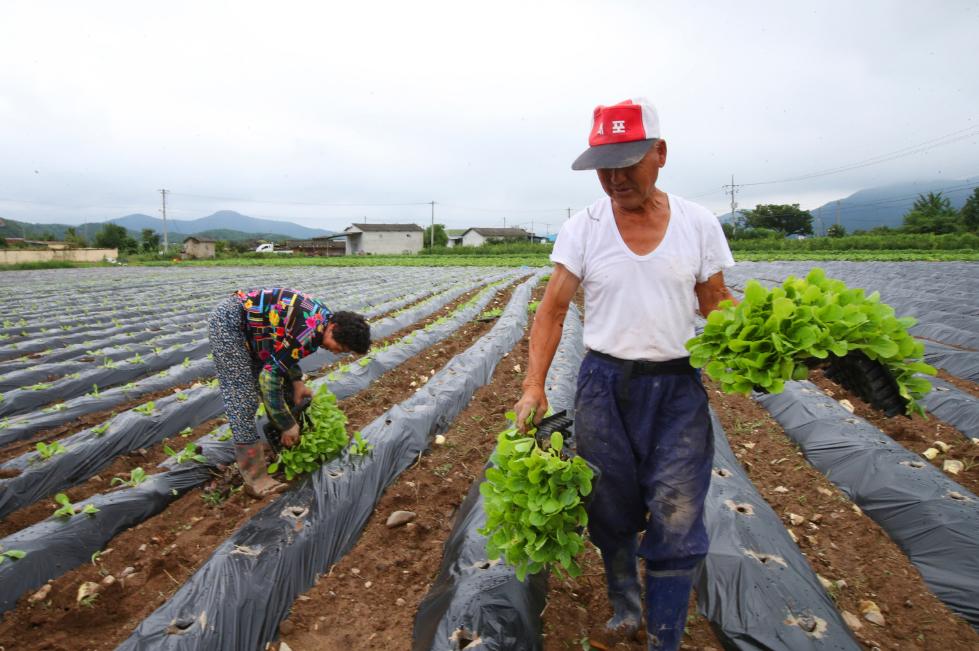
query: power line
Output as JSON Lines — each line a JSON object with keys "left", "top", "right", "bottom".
{"left": 167, "top": 191, "right": 431, "bottom": 208}
{"left": 739, "top": 124, "right": 979, "bottom": 187}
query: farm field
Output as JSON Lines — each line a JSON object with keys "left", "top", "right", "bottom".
{"left": 0, "top": 262, "right": 977, "bottom": 651}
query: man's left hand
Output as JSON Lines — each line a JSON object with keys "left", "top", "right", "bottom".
{"left": 292, "top": 380, "right": 313, "bottom": 406}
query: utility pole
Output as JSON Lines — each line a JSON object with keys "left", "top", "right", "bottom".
{"left": 158, "top": 189, "right": 169, "bottom": 254}
{"left": 816, "top": 206, "right": 823, "bottom": 236}
{"left": 430, "top": 200, "right": 435, "bottom": 251}
{"left": 835, "top": 200, "right": 841, "bottom": 228}
{"left": 566, "top": 207, "right": 572, "bottom": 220}
{"left": 722, "top": 175, "right": 741, "bottom": 229}
{"left": 503, "top": 217, "right": 506, "bottom": 229}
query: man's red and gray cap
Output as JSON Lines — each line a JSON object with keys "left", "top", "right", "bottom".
{"left": 571, "top": 98, "right": 661, "bottom": 170}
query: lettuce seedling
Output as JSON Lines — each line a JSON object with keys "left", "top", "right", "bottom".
{"left": 268, "top": 385, "right": 349, "bottom": 480}
{"left": 479, "top": 415, "right": 593, "bottom": 581}
{"left": 686, "top": 267, "right": 936, "bottom": 415}
{"left": 35, "top": 440, "right": 67, "bottom": 460}
{"left": 111, "top": 467, "right": 148, "bottom": 488}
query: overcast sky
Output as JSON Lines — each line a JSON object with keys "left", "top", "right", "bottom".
{"left": 1, "top": 1, "right": 977, "bottom": 233}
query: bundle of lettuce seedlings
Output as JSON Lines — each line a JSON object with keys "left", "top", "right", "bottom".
{"left": 268, "top": 384, "right": 356, "bottom": 480}
{"left": 686, "top": 267, "right": 935, "bottom": 415}
{"left": 479, "top": 414, "right": 594, "bottom": 581}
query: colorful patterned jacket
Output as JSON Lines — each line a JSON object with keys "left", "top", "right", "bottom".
{"left": 235, "top": 288, "right": 332, "bottom": 431}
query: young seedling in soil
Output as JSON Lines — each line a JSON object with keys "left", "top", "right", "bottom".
{"left": 111, "top": 467, "right": 148, "bottom": 488}
{"left": 52, "top": 493, "right": 99, "bottom": 518}
{"left": 0, "top": 546, "right": 27, "bottom": 564}
{"left": 35, "top": 440, "right": 67, "bottom": 460}
{"left": 133, "top": 401, "right": 156, "bottom": 415}
{"left": 164, "top": 443, "right": 207, "bottom": 465}
{"left": 349, "top": 431, "right": 373, "bottom": 457}
{"left": 91, "top": 421, "right": 111, "bottom": 436}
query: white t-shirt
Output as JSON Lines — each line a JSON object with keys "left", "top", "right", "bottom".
{"left": 550, "top": 193, "right": 734, "bottom": 361}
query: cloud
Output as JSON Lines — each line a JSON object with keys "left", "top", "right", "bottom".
{"left": 1, "top": 0, "right": 976, "bottom": 230}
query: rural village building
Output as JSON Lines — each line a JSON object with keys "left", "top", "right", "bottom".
{"left": 182, "top": 236, "right": 216, "bottom": 259}
{"left": 459, "top": 227, "right": 531, "bottom": 247}
{"left": 343, "top": 223, "right": 424, "bottom": 255}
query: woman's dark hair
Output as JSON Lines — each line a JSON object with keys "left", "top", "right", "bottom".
{"left": 330, "top": 311, "right": 371, "bottom": 354}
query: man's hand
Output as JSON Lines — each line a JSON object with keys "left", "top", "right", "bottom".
{"left": 292, "top": 380, "right": 313, "bottom": 407}
{"left": 281, "top": 424, "right": 301, "bottom": 448}
{"left": 513, "top": 385, "right": 548, "bottom": 433}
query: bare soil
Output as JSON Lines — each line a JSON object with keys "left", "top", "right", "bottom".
{"left": 811, "top": 370, "right": 979, "bottom": 497}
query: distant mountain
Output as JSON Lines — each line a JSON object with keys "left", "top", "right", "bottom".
{"left": 0, "top": 218, "right": 111, "bottom": 242}
{"left": 109, "top": 210, "right": 333, "bottom": 239}
{"left": 717, "top": 176, "right": 978, "bottom": 233}
{"left": 191, "top": 228, "right": 296, "bottom": 242}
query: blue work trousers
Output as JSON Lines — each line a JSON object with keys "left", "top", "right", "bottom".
{"left": 574, "top": 351, "right": 713, "bottom": 650}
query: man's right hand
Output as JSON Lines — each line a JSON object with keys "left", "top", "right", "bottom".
{"left": 513, "top": 385, "right": 548, "bottom": 433}
{"left": 281, "top": 424, "right": 301, "bottom": 448}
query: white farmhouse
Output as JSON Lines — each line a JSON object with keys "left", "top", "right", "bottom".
{"left": 459, "top": 227, "right": 531, "bottom": 247}
{"left": 343, "top": 223, "right": 424, "bottom": 255}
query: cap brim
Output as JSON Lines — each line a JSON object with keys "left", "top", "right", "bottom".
{"left": 571, "top": 138, "right": 658, "bottom": 171}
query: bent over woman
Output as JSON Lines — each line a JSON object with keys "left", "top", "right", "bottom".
{"left": 208, "top": 288, "right": 370, "bottom": 497}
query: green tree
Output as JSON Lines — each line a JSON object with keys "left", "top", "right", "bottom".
{"left": 64, "top": 227, "right": 87, "bottom": 248}
{"left": 960, "top": 187, "right": 979, "bottom": 232}
{"left": 140, "top": 228, "right": 161, "bottom": 253}
{"left": 902, "top": 192, "right": 961, "bottom": 234}
{"left": 422, "top": 223, "right": 448, "bottom": 248}
{"left": 95, "top": 224, "right": 139, "bottom": 254}
{"left": 721, "top": 222, "right": 735, "bottom": 240}
{"left": 826, "top": 223, "right": 847, "bottom": 238}
{"left": 741, "top": 204, "right": 813, "bottom": 236}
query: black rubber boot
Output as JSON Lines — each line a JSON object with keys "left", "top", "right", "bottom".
{"left": 601, "top": 539, "right": 642, "bottom": 636}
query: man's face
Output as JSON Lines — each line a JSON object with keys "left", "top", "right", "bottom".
{"left": 596, "top": 140, "right": 667, "bottom": 211}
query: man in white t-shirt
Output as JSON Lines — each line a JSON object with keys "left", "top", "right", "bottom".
{"left": 514, "top": 98, "right": 736, "bottom": 650}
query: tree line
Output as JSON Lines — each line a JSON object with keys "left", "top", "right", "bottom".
{"left": 723, "top": 188, "right": 979, "bottom": 240}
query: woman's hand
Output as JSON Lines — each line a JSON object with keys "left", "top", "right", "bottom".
{"left": 281, "top": 424, "right": 301, "bottom": 448}
{"left": 292, "top": 380, "right": 313, "bottom": 406}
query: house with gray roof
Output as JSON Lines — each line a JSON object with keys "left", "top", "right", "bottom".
{"left": 459, "top": 227, "right": 531, "bottom": 247}
{"left": 343, "top": 223, "right": 424, "bottom": 255}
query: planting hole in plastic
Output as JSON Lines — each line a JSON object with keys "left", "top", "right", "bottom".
{"left": 166, "top": 616, "right": 195, "bottom": 635}
{"left": 744, "top": 549, "right": 787, "bottom": 567}
{"left": 281, "top": 506, "right": 308, "bottom": 520}
{"left": 471, "top": 558, "right": 500, "bottom": 571}
{"left": 783, "top": 612, "right": 828, "bottom": 639}
{"left": 450, "top": 626, "right": 482, "bottom": 649}
{"left": 948, "top": 491, "right": 970, "bottom": 501}
{"left": 725, "top": 499, "right": 754, "bottom": 516}
{"left": 712, "top": 467, "right": 732, "bottom": 478}
{"left": 900, "top": 460, "right": 925, "bottom": 469}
